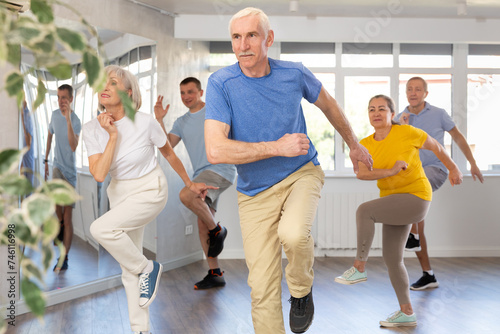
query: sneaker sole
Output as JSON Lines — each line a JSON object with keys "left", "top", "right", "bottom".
{"left": 410, "top": 281, "right": 439, "bottom": 291}
{"left": 334, "top": 277, "right": 367, "bottom": 285}
{"left": 139, "top": 263, "right": 163, "bottom": 308}
{"left": 194, "top": 282, "right": 226, "bottom": 290}
{"left": 405, "top": 246, "right": 422, "bottom": 252}
{"left": 379, "top": 320, "right": 417, "bottom": 327}
{"left": 290, "top": 314, "right": 314, "bottom": 333}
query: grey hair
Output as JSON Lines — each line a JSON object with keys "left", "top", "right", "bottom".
{"left": 98, "top": 65, "right": 142, "bottom": 112}
{"left": 229, "top": 7, "right": 271, "bottom": 37}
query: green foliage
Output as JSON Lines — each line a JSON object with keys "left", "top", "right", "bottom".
{"left": 0, "top": 0, "right": 106, "bottom": 107}
{"left": 118, "top": 90, "right": 136, "bottom": 121}
{"left": 0, "top": 149, "right": 79, "bottom": 325}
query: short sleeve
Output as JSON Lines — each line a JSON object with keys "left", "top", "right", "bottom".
{"left": 149, "top": 116, "right": 168, "bottom": 148}
{"left": 170, "top": 117, "right": 182, "bottom": 138}
{"left": 408, "top": 125, "right": 428, "bottom": 149}
{"left": 301, "top": 65, "right": 323, "bottom": 104}
{"left": 441, "top": 110, "right": 456, "bottom": 132}
{"left": 82, "top": 121, "right": 102, "bottom": 157}
{"left": 206, "top": 74, "right": 232, "bottom": 126}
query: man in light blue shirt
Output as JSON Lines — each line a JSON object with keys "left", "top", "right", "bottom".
{"left": 155, "top": 77, "right": 236, "bottom": 290}
{"left": 45, "top": 84, "right": 81, "bottom": 271}
{"left": 21, "top": 100, "right": 35, "bottom": 186}
{"left": 396, "top": 76, "right": 483, "bottom": 291}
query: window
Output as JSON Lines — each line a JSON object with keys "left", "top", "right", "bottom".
{"left": 467, "top": 74, "right": 500, "bottom": 170}
{"left": 342, "top": 43, "right": 393, "bottom": 68}
{"left": 281, "top": 42, "right": 335, "bottom": 68}
{"left": 400, "top": 44, "right": 452, "bottom": 68}
{"left": 468, "top": 45, "right": 500, "bottom": 69}
{"left": 344, "top": 76, "right": 390, "bottom": 168}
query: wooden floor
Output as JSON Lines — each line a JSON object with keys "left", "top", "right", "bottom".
{"left": 7, "top": 257, "right": 500, "bottom": 334}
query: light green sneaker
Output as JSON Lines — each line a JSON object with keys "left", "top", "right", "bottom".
{"left": 379, "top": 310, "right": 417, "bottom": 327}
{"left": 334, "top": 267, "right": 367, "bottom": 285}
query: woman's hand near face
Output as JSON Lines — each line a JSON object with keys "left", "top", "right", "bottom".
{"left": 97, "top": 112, "right": 117, "bottom": 136}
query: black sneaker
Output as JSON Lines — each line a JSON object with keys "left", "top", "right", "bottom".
{"left": 289, "top": 288, "right": 314, "bottom": 333}
{"left": 53, "top": 256, "right": 68, "bottom": 272}
{"left": 54, "top": 220, "right": 64, "bottom": 246}
{"left": 410, "top": 272, "right": 439, "bottom": 290}
{"left": 194, "top": 270, "right": 226, "bottom": 290}
{"left": 405, "top": 233, "right": 421, "bottom": 252}
{"left": 207, "top": 223, "right": 227, "bottom": 258}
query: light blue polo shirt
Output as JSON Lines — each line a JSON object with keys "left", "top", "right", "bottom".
{"left": 395, "top": 102, "right": 455, "bottom": 173}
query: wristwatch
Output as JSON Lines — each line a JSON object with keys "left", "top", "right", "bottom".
{"left": 44, "top": 159, "right": 49, "bottom": 163}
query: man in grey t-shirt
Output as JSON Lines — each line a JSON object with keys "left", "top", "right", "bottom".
{"left": 155, "top": 77, "right": 236, "bottom": 289}
{"left": 45, "top": 84, "right": 81, "bottom": 272}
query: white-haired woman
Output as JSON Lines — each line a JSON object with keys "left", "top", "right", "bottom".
{"left": 83, "top": 65, "right": 214, "bottom": 334}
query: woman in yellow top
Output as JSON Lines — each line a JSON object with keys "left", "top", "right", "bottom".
{"left": 335, "top": 95, "right": 462, "bottom": 327}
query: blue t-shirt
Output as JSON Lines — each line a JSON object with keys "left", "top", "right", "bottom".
{"left": 206, "top": 58, "right": 322, "bottom": 196}
{"left": 170, "top": 107, "right": 236, "bottom": 183}
{"left": 395, "top": 102, "right": 455, "bottom": 173}
{"left": 48, "top": 109, "right": 82, "bottom": 187}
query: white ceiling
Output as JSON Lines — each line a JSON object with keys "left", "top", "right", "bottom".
{"left": 134, "top": 0, "right": 500, "bottom": 19}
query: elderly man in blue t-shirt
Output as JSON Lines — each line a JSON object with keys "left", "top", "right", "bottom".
{"left": 204, "top": 7, "right": 373, "bottom": 334}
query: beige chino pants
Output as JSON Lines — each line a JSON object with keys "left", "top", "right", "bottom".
{"left": 237, "top": 162, "right": 325, "bottom": 334}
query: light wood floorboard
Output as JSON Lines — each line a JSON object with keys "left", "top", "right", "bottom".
{"left": 6, "top": 257, "right": 500, "bottom": 333}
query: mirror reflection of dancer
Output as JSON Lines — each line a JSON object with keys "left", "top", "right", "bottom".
{"left": 44, "top": 84, "right": 81, "bottom": 272}
{"left": 83, "top": 65, "right": 216, "bottom": 334}
{"left": 397, "top": 77, "right": 484, "bottom": 291}
{"left": 154, "top": 77, "right": 236, "bottom": 290}
{"left": 335, "top": 95, "right": 462, "bottom": 327}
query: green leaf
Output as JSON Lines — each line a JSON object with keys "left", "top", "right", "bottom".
{"left": 33, "top": 79, "right": 48, "bottom": 111}
{"left": 0, "top": 173, "right": 33, "bottom": 196}
{"left": 0, "top": 149, "right": 22, "bottom": 174}
{"left": 7, "top": 43, "right": 21, "bottom": 65}
{"left": 56, "top": 27, "right": 86, "bottom": 51}
{"left": 22, "top": 194, "right": 55, "bottom": 228}
{"left": 41, "top": 216, "right": 59, "bottom": 246}
{"left": 21, "top": 278, "right": 45, "bottom": 318}
{"left": 7, "top": 213, "right": 38, "bottom": 245}
{"left": 41, "top": 242, "right": 54, "bottom": 271}
{"left": 22, "top": 259, "right": 44, "bottom": 282}
{"left": 119, "top": 90, "right": 136, "bottom": 122}
{"left": 32, "top": 33, "right": 55, "bottom": 54}
{"left": 41, "top": 179, "right": 80, "bottom": 202}
{"left": 47, "top": 61, "right": 72, "bottom": 79}
{"left": 82, "top": 50, "right": 103, "bottom": 87}
{"left": 30, "top": 0, "right": 54, "bottom": 24}
{"left": 5, "top": 71, "right": 24, "bottom": 97}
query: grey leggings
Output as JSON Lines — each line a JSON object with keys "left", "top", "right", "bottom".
{"left": 356, "top": 193, "right": 431, "bottom": 305}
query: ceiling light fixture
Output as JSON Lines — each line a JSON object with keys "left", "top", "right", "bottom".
{"left": 289, "top": 0, "right": 299, "bottom": 12}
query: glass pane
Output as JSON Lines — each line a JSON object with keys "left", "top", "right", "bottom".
{"left": 467, "top": 74, "right": 500, "bottom": 170}
{"left": 280, "top": 54, "right": 335, "bottom": 68}
{"left": 399, "top": 74, "right": 452, "bottom": 154}
{"left": 341, "top": 54, "right": 393, "bottom": 68}
{"left": 139, "top": 76, "right": 152, "bottom": 115}
{"left": 303, "top": 73, "right": 335, "bottom": 171}
{"left": 344, "top": 76, "right": 390, "bottom": 168}
{"left": 468, "top": 55, "right": 500, "bottom": 69}
{"left": 399, "top": 55, "right": 452, "bottom": 68}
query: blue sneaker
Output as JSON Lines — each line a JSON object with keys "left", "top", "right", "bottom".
{"left": 138, "top": 261, "right": 163, "bottom": 308}
{"left": 379, "top": 310, "right": 417, "bottom": 327}
{"left": 334, "top": 267, "right": 367, "bottom": 285}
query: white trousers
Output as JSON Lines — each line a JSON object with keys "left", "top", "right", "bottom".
{"left": 90, "top": 165, "right": 168, "bottom": 332}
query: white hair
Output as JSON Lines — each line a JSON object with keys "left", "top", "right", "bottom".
{"left": 229, "top": 7, "right": 271, "bottom": 36}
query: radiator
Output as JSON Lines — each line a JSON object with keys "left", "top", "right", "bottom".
{"left": 315, "top": 192, "right": 382, "bottom": 249}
